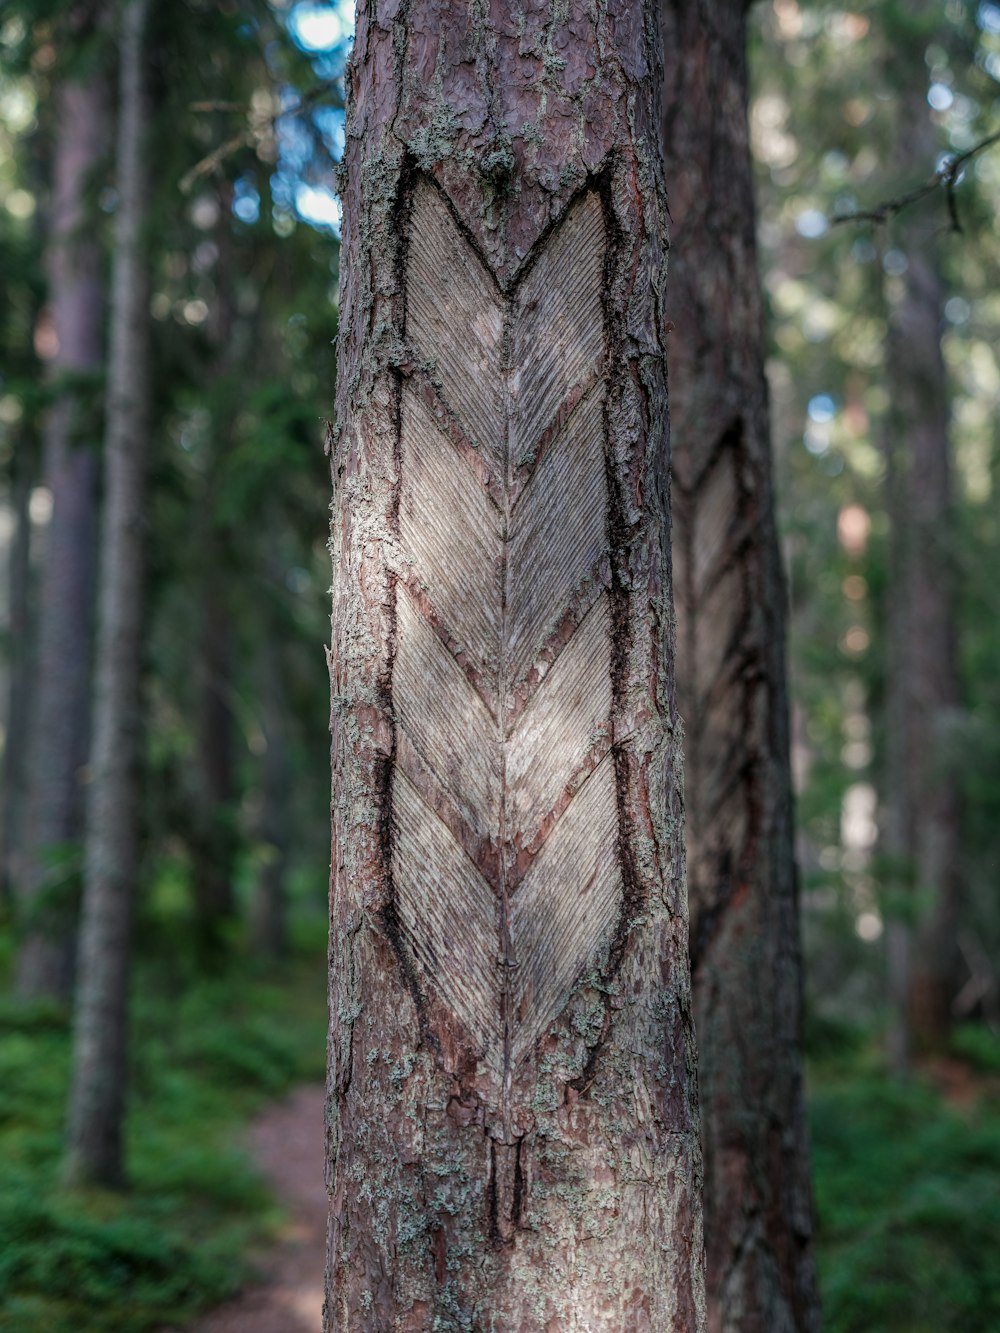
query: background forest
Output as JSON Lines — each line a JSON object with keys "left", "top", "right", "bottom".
{"left": 1, "top": 1, "right": 999, "bottom": 1330}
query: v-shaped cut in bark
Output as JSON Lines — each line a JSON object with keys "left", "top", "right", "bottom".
{"left": 391, "top": 177, "right": 622, "bottom": 1092}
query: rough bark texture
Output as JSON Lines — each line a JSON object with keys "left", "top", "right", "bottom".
{"left": 16, "top": 17, "right": 108, "bottom": 1001}
{"left": 64, "top": 0, "right": 151, "bottom": 1188}
{"left": 883, "top": 80, "right": 962, "bottom": 1065}
{"left": 658, "top": 3, "right": 820, "bottom": 1330}
{"left": 326, "top": 2, "right": 705, "bottom": 1328}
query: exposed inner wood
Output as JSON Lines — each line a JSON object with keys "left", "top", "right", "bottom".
{"left": 393, "top": 768, "right": 502, "bottom": 1076}
{"left": 398, "top": 390, "right": 503, "bottom": 702}
{"left": 390, "top": 179, "right": 620, "bottom": 1111}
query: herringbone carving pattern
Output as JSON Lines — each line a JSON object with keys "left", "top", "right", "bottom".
{"left": 672, "top": 423, "right": 755, "bottom": 957}
{"left": 391, "top": 179, "right": 619, "bottom": 1086}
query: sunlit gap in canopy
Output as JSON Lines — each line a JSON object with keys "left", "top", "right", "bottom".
{"left": 266, "top": 0, "right": 356, "bottom": 236}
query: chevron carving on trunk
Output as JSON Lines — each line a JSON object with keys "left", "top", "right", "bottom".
{"left": 391, "top": 179, "right": 619, "bottom": 1092}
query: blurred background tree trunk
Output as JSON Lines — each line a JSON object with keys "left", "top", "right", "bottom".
{"left": 191, "top": 198, "right": 238, "bottom": 950}
{"left": 16, "top": 5, "right": 108, "bottom": 1002}
{"left": 251, "top": 641, "right": 290, "bottom": 960}
{"left": 660, "top": 1, "right": 821, "bottom": 1328}
{"left": 64, "top": 0, "right": 151, "bottom": 1188}
{"left": 193, "top": 572, "right": 237, "bottom": 933}
{"left": 883, "top": 65, "right": 962, "bottom": 1070}
{"left": 0, "top": 435, "right": 35, "bottom": 910}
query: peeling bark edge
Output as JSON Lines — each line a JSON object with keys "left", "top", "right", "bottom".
{"left": 326, "top": 3, "right": 705, "bottom": 1327}
{"left": 379, "top": 164, "right": 655, "bottom": 1097}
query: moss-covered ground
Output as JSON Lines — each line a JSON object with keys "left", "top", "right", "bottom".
{"left": 809, "top": 1023, "right": 1000, "bottom": 1333}
{"left": 3, "top": 925, "right": 999, "bottom": 1333}
{"left": 0, "top": 929, "right": 327, "bottom": 1333}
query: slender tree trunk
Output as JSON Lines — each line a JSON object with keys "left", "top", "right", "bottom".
{"left": 1, "top": 438, "right": 36, "bottom": 909}
{"left": 16, "top": 14, "right": 108, "bottom": 1001}
{"left": 659, "top": 4, "right": 821, "bottom": 1329}
{"left": 192, "top": 213, "right": 238, "bottom": 940}
{"left": 883, "top": 79, "right": 961, "bottom": 1064}
{"left": 64, "top": 0, "right": 151, "bottom": 1188}
{"left": 193, "top": 576, "right": 237, "bottom": 931}
{"left": 252, "top": 644, "right": 290, "bottom": 959}
{"left": 326, "top": 3, "right": 705, "bottom": 1328}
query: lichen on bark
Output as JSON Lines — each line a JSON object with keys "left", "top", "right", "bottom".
{"left": 327, "top": 3, "right": 705, "bottom": 1328}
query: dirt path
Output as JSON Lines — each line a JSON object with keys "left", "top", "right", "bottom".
{"left": 177, "top": 1085, "right": 327, "bottom": 1333}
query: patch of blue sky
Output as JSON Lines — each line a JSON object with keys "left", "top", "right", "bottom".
{"left": 313, "top": 105, "right": 346, "bottom": 159}
{"left": 807, "top": 394, "right": 836, "bottom": 424}
{"left": 269, "top": 2, "right": 354, "bottom": 236}
{"left": 295, "top": 184, "right": 342, "bottom": 231}
{"left": 287, "top": 1, "right": 352, "bottom": 77}
{"left": 288, "top": 2, "right": 353, "bottom": 52}
{"left": 233, "top": 176, "right": 261, "bottom": 224}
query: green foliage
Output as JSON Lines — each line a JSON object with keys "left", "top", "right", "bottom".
{"left": 0, "top": 950, "right": 326, "bottom": 1332}
{"left": 810, "top": 1062, "right": 1000, "bottom": 1332}
{"left": 951, "top": 1023, "right": 1000, "bottom": 1075}
{"left": 802, "top": 1007, "right": 869, "bottom": 1065}
{"left": 750, "top": 0, "right": 1000, "bottom": 1031}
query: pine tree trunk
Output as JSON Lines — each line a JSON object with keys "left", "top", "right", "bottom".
{"left": 1, "top": 437, "right": 35, "bottom": 908}
{"left": 883, "top": 80, "right": 961, "bottom": 1064}
{"left": 193, "top": 578, "right": 237, "bottom": 931}
{"left": 64, "top": 0, "right": 151, "bottom": 1188}
{"left": 659, "top": 3, "right": 821, "bottom": 1329}
{"left": 252, "top": 644, "right": 290, "bottom": 959}
{"left": 192, "top": 215, "right": 238, "bottom": 941}
{"left": 16, "top": 14, "right": 108, "bottom": 1001}
{"left": 326, "top": 3, "right": 705, "bottom": 1328}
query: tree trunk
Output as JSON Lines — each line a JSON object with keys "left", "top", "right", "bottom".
{"left": 883, "top": 79, "right": 962, "bottom": 1064}
{"left": 1, "top": 437, "right": 36, "bottom": 909}
{"left": 193, "top": 575, "right": 237, "bottom": 933}
{"left": 659, "top": 4, "right": 821, "bottom": 1329}
{"left": 326, "top": 3, "right": 705, "bottom": 1328}
{"left": 16, "top": 12, "right": 108, "bottom": 1001}
{"left": 192, "top": 205, "right": 238, "bottom": 942}
{"left": 252, "top": 644, "right": 290, "bottom": 959}
{"left": 64, "top": 0, "right": 151, "bottom": 1189}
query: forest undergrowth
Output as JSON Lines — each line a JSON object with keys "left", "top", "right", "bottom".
{"left": 0, "top": 908, "right": 327, "bottom": 1333}
{"left": 808, "top": 1021, "right": 1000, "bottom": 1333}
{"left": 2, "top": 907, "right": 999, "bottom": 1333}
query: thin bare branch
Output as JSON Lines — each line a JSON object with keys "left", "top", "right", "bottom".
{"left": 832, "top": 127, "right": 1000, "bottom": 230}
{"left": 179, "top": 129, "right": 254, "bottom": 195}
{"left": 188, "top": 100, "right": 245, "bottom": 113}
{"left": 180, "top": 80, "right": 344, "bottom": 193}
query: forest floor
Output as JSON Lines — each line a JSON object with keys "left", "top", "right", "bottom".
{"left": 174, "top": 1084, "right": 326, "bottom": 1333}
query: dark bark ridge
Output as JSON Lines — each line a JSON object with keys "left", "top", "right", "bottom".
{"left": 659, "top": 1, "right": 821, "bottom": 1330}
{"left": 327, "top": 2, "right": 705, "bottom": 1328}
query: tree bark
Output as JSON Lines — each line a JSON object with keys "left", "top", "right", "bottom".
{"left": 326, "top": 3, "right": 705, "bottom": 1328}
{"left": 1, "top": 437, "right": 35, "bottom": 909}
{"left": 64, "top": 0, "right": 151, "bottom": 1189}
{"left": 883, "top": 79, "right": 962, "bottom": 1065}
{"left": 16, "top": 11, "right": 108, "bottom": 1001}
{"left": 659, "top": 3, "right": 821, "bottom": 1329}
